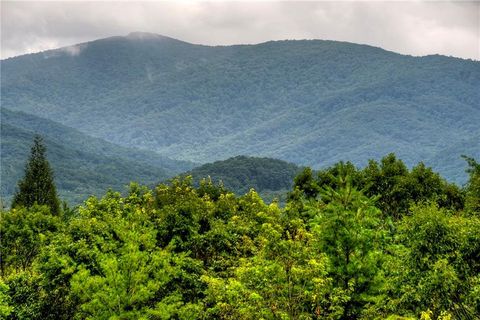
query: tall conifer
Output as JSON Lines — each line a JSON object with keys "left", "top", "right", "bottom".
{"left": 463, "top": 155, "right": 480, "bottom": 214}
{"left": 12, "top": 135, "right": 60, "bottom": 214}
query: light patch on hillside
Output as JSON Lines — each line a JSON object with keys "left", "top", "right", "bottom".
{"left": 42, "top": 43, "right": 87, "bottom": 59}
{"left": 145, "top": 64, "right": 154, "bottom": 83}
{"left": 62, "top": 44, "right": 86, "bottom": 56}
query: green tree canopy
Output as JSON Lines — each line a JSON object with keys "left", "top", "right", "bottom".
{"left": 12, "top": 135, "right": 60, "bottom": 215}
{"left": 2, "top": 154, "right": 479, "bottom": 319}
{"left": 463, "top": 155, "right": 480, "bottom": 215}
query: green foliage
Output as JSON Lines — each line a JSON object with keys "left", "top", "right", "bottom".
{"left": 382, "top": 204, "right": 480, "bottom": 318}
{"left": 12, "top": 136, "right": 60, "bottom": 214}
{"left": 362, "top": 154, "right": 410, "bottom": 218}
{"left": 295, "top": 154, "right": 464, "bottom": 219}
{"left": 4, "top": 272, "right": 43, "bottom": 320}
{"left": 1, "top": 156, "right": 479, "bottom": 319}
{"left": 184, "top": 155, "right": 301, "bottom": 203}
{"left": 70, "top": 240, "right": 194, "bottom": 318}
{"left": 463, "top": 155, "right": 480, "bottom": 214}
{"left": 311, "top": 177, "right": 385, "bottom": 318}
{"left": 0, "top": 205, "right": 60, "bottom": 274}
{"left": 203, "top": 245, "right": 331, "bottom": 319}
{"left": 293, "top": 167, "right": 320, "bottom": 199}
{"left": 0, "top": 280, "right": 13, "bottom": 318}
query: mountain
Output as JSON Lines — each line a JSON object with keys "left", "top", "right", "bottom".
{"left": 183, "top": 155, "right": 302, "bottom": 202}
{"left": 1, "top": 108, "right": 195, "bottom": 204}
{"left": 2, "top": 32, "right": 479, "bottom": 183}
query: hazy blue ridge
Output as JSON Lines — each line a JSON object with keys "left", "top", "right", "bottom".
{"left": 2, "top": 32, "right": 479, "bottom": 183}
{"left": 1, "top": 108, "right": 196, "bottom": 204}
{"left": 182, "top": 155, "right": 302, "bottom": 202}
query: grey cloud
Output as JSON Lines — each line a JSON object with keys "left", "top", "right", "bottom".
{"left": 1, "top": 1, "right": 478, "bottom": 60}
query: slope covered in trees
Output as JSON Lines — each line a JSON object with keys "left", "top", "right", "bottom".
{"left": 1, "top": 155, "right": 479, "bottom": 319}
{"left": 183, "top": 155, "right": 301, "bottom": 202}
{"left": 2, "top": 32, "right": 479, "bottom": 183}
{"left": 1, "top": 108, "right": 195, "bottom": 204}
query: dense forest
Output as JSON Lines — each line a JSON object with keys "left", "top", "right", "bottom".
{"left": 1, "top": 109, "right": 300, "bottom": 204}
{"left": 1, "top": 138, "right": 479, "bottom": 319}
{"left": 183, "top": 156, "right": 302, "bottom": 203}
{"left": 1, "top": 108, "right": 195, "bottom": 204}
{"left": 2, "top": 33, "right": 479, "bottom": 182}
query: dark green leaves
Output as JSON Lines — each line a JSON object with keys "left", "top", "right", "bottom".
{"left": 12, "top": 136, "right": 60, "bottom": 215}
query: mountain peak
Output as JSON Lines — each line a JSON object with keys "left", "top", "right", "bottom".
{"left": 2, "top": 35, "right": 478, "bottom": 185}
{"left": 125, "top": 32, "right": 180, "bottom": 42}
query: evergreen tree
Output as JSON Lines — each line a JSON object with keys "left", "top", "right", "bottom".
{"left": 12, "top": 135, "right": 60, "bottom": 215}
{"left": 463, "top": 155, "right": 480, "bottom": 214}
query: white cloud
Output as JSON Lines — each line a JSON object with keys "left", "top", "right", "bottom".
{"left": 60, "top": 43, "right": 86, "bottom": 56}
{"left": 1, "top": 1, "right": 479, "bottom": 60}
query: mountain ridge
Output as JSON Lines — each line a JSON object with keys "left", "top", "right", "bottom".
{"left": 2, "top": 33, "right": 479, "bottom": 183}
{"left": 3, "top": 32, "right": 477, "bottom": 62}
{"left": 182, "top": 155, "right": 302, "bottom": 202}
{"left": 1, "top": 108, "right": 195, "bottom": 204}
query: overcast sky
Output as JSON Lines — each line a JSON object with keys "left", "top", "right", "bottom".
{"left": 1, "top": 1, "right": 479, "bottom": 60}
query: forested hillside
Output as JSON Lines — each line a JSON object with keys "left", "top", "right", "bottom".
{"left": 1, "top": 108, "right": 194, "bottom": 204}
{"left": 2, "top": 32, "right": 479, "bottom": 183}
{"left": 1, "top": 154, "right": 479, "bottom": 319}
{"left": 184, "top": 156, "right": 301, "bottom": 202}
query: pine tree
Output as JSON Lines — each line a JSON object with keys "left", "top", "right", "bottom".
{"left": 12, "top": 135, "right": 60, "bottom": 215}
{"left": 463, "top": 155, "right": 480, "bottom": 214}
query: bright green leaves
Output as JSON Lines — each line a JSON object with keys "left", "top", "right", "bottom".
{"left": 0, "top": 280, "right": 13, "bottom": 318}
{"left": 203, "top": 219, "right": 332, "bottom": 319}
{"left": 463, "top": 155, "right": 480, "bottom": 215}
{"left": 64, "top": 186, "right": 204, "bottom": 319}
{"left": 72, "top": 249, "right": 182, "bottom": 319}
{"left": 3, "top": 272, "right": 44, "bottom": 319}
{"left": 311, "top": 178, "right": 384, "bottom": 319}
{"left": 0, "top": 205, "right": 60, "bottom": 274}
{"left": 2, "top": 183, "right": 203, "bottom": 319}
{"left": 295, "top": 154, "right": 464, "bottom": 220}
{"left": 2, "top": 161, "right": 479, "bottom": 319}
{"left": 387, "top": 204, "right": 480, "bottom": 318}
